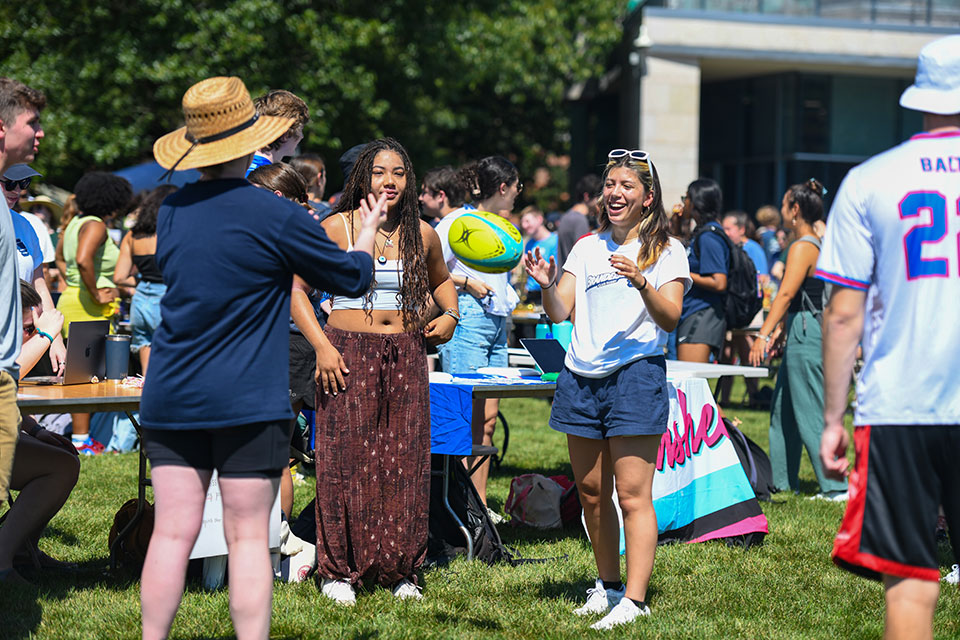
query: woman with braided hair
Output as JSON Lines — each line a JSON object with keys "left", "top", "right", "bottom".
{"left": 524, "top": 149, "right": 690, "bottom": 630}
{"left": 315, "top": 137, "right": 459, "bottom": 604}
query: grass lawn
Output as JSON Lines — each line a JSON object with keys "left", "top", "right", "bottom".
{"left": 2, "top": 378, "right": 958, "bottom": 639}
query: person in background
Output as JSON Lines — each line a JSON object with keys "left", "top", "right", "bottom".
{"left": 0, "top": 280, "right": 78, "bottom": 586}
{"left": 755, "top": 204, "right": 781, "bottom": 271}
{"left": 289, "top": 153, "right": 332, "bottom": 219}
{"left": 717, "top": 210, "right": 768, "bottom": 404}
{"left": 139, "top": 76, "right": 376, "bottom": 640}
{"left": 248, "top": 161, "right": 322, "bottom": 520}
{"left": 113, "top": 185, "right": 178, "bottom": 376}
{"left": 55, "top": 172, "right": 131, "bottom": 455}
{"left": 315, "top": 137, "right": 458, "bottom": 604}
{"left": 676, "top": 178, "right": 728, "bottom": 363}
{"left": 434, "top": 156, "right": 522, "bottom": 512}
{"left": 0, "top": 76, "right": 45, "bottom": 514}
{"left": 520, "top": 205, "right": 557, "bottom": 305}
{"left": 3, "top": 165, "right": 66, "bottom": 376}
{"left": 524, "top": 148, "right": 690, "bottom": 630}
{"left": 245, "top": 89, "right": 309, "bottom": 177}
{"left": 556, "top": 173, "right": 601, "bottom": 269}
{"left": 749, "top": 179, "right": 846, "bottom": 501}
{"left": 419, "top": 165, "right": 469, "bottom": 225}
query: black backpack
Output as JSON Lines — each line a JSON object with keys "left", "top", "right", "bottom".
{"left": 427, "top": 454, "right": 516, "bottom": 566}
{"left": 693, "top": 226, "right": 762, "bottom": 329}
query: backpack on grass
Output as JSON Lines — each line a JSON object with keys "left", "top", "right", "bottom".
{"left": 723, "top": 418, "right": 777, "bottom": 502}
{"left": 693, "top": 226, "right": 762, "bottom": 329}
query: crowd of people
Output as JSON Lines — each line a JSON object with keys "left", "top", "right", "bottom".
{"left": 0, "top": 32, "right": 958, "bottom": 640}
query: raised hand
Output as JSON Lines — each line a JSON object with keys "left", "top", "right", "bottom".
{"left": 359, "top": 192, "right": 388, "bottom": 232}
{"left": 608, "top": 254, "right": 647, "bottom": 290}
{"left": 522, "top": 247, "right": 557, "bottom": 290}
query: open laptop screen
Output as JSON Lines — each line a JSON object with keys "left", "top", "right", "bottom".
{"left": 518, "top": 338, "right": 567, "bottom": 374}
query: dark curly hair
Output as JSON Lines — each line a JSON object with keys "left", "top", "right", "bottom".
{"left": 73, "top": 172, "right": 133, "bottom": 219}
{"left": 787, "top": 178, "right": 827, "bottom": 224}
{"left": 333, "top": 138, "right": 429, "bottom": 328}
{"left": 458, "top": 156, "right": 519, "bottom": 202}
{"left": 422, "top": 165, "right": 468, "bottom": 208}
{"left": 131, "top": 185, "right": 178, "bottom": 238}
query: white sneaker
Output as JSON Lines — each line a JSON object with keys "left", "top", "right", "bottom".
{"left": 590, "top": 598, "right": 650, "bottom": 630}
{"left": 392, "top": 578, "right": 423, "bottom": 600}
{"left": 809, "top": 491, "right": 848, "bottom": 502}
{"left": 944, "top": 564, "right": 959, "bottom": 585}
{"left": 320, "top": 578, "right": 356, "bottom": 606}
{"left": 573, "top": 578, "right": 625, "bottom": 616}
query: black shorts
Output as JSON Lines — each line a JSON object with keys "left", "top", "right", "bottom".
{"left": 289, "top": 332, "right": 317, "bottom": 409}
{"left": 677, "top": 305, "right": 726, "bottom": 353}
{"left": 142, "top": 421, "right": 292, "bottom": 478}
{"left": 832, "top": 424, "right": 960, "bottom": 582}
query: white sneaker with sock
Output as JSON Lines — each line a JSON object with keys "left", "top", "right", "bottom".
{"left": 392, "top": 578, "right": 423, "bottom": 600}
{"left": 320, "top": 578, "right": 356, "bottom": 605}
{"left": 573, "top": 578, "right": 625, "bottom": 616}
{"left": 590, "top": 598, "right": 650, "bottom": 630}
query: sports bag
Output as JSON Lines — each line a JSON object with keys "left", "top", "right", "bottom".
{"left": 723, "top": 418, "right": 777, "bottom": 501}
{"left": 693, "top": 226, "right": 762, "bottom": 329}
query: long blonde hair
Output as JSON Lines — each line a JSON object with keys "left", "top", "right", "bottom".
{"left": 596, "top": 155, "right": 670, "bottom": 270}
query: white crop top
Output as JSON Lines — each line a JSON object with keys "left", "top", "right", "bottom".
{"left": 330, "top": 213, "right": 404, "bottom": 311}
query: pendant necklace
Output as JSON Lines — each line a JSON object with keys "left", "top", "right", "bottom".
{"left": 377, "top": 227, "right": 398, "bottom": 264}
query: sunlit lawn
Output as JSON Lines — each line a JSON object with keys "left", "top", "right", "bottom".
{"left": 2, "top": 377, "right": 957, "bottom": 639}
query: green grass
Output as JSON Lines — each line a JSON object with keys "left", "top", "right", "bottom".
{"left": 3, "top": 378, "right": 958, "bottom": 639}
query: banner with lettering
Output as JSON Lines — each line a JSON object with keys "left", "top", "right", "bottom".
{"left": 653, "top": 377, "right": 768, "bottom": 544}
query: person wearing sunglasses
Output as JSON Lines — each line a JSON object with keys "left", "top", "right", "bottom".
{"left": 3, "top": 164, "right": 66, "bottom": 380}
{"left": 524, "top": 148, "right": 690, "bottom": 630}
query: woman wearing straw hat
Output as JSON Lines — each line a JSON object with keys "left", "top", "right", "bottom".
{"left": 139, "top": 76, "right": 381, "bottom": 640}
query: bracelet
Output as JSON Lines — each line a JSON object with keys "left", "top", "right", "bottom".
{"left": 36, "top": 329, "right": 54, "bottom": 344}
{"left": 463, "top": 276, "right": 470, "bottom": 289}
{"left": 542, "top": 279, "right": 555, "bottom": 290}
{"left": 757, "top": 334, "right": 770, "bottom": 342}
{"left": 637, "top": 277, "right": 648, "bottom": 292}
{"left": 443, "top": 308, "right": 460, "bottom": 323}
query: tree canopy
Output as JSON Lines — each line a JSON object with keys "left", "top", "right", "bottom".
{"left": 0, "top": 0, "right": 625, "bottom": 191}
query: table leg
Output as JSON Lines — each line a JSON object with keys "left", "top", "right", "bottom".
{"left": 441, "top": 455, "right": 473, "bottom": 561}
{"left": 110, "top": 411, "right": 149, "bottom": 570}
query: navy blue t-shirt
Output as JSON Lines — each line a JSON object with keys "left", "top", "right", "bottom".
{"left": 681, "top": 221, "right": 729, "bottom": 321}
{"left": 141, "top": 179, "right": 374, "bottom": 430}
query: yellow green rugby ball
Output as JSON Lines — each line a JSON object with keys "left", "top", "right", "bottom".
{"left": 447, "top": 210, "right": 523, "bottom": 273}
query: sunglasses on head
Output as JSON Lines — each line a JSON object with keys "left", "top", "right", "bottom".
{"left": 607, "top": 149, "right": 649, "bottom": 163}
{"left": 3, "top": 177, "right": 32, "bottom": 191}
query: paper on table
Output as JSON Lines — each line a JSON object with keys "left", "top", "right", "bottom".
{"left": 476, "top": 367, "right": 541, "bottom": 378}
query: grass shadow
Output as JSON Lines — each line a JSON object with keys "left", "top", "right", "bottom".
{"left": 432, "top": 611, "right": 501, "bottom": 632}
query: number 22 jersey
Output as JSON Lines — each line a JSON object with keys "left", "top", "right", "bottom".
{"left": 817, "top": 128, "right": 960, "bottom": 426}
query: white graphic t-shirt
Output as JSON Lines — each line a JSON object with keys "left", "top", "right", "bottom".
{"left": 563, "top": 233, "right": 690, "bottom": 377}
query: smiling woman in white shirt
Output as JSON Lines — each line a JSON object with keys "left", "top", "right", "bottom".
{"left": 525, "top": 149, "right": 690, "bottom": 631}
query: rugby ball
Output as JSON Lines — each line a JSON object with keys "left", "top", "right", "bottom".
{"left": 447, "top": 210, "right": 523, "bottom": 273}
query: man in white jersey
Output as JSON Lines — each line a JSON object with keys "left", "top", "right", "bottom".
{"left": 817, "top": 35, "right": 960, "bottom": 640}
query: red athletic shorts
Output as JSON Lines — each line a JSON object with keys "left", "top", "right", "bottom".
{"left": 832, "top": 424, "right": 960, "bottom": 582}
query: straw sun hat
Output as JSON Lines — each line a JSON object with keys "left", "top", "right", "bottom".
{"left": 153, "top": 76, "right": 294, "bottom": 172}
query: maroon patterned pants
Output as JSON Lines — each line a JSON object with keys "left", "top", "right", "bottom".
{"left": 314, "top": 327, "right": 430, "bottom": 586}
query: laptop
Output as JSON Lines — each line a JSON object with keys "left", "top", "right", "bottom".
{"left": 519, "top": 338, "right": 567, "bottom": 374}
{"left": 22, "top": 320, "right": 109, "bottom": 385}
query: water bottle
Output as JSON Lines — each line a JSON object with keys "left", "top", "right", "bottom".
{"left": 535, "top": 313, "right": 553, "bottom": 340}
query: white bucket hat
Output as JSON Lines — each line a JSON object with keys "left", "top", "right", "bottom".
{"left": 899, "top": 35, "right": 960, "bottom": 116}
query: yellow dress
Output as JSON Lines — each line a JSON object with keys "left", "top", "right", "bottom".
{"left": 56, "top": 216, "right": 120, "bottom": 337}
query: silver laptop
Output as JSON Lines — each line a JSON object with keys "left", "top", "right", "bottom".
{"left": 22, "top": 320, "right": 109, "bottom": 385}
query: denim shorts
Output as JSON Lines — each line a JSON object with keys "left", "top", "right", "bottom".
{"left": 437, "top": 293, "right": 508, "bottom": 374}
{"left": 550, "top": 356, "right": 669, "bottom": 439}
{"left": 130, "top": 281, "right": 166, "bottom": 352}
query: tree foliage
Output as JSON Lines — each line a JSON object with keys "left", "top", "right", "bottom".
{"left": 0, "top": 0, "right": 624, "bottom": 190}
